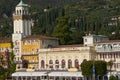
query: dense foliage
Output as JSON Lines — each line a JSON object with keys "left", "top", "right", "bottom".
{"left": 0, "top": 52, "right": 16, "bottom": 79}
{"left": 0, "top": 0, "right": 120, "bottom": 44}
{"left": 109, "top": 75, "right": 118, "bottom": 80}
{"left": 81, "top": 60, "right": 107, "bottom": 76}
{"left": 0, "top": 42, "right": 16, "bottom": 79}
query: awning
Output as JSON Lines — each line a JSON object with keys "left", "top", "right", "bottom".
{"left": 12, "top": 71, "right": 83, "bottom": 77}
{"left": 48, "top": 72, "right": 83, "bottom": 77}
{"left": 12, "top": 72, "right": 46, "bottom": 77}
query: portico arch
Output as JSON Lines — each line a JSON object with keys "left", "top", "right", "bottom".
{"left": 41, "top": 60, "right": 45, "bottom": 68}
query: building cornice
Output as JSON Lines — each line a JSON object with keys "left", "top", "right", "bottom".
{"left": 13, "top": 15, "right": 30, "bottom": 20}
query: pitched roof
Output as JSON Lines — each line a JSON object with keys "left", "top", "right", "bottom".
{"left": 22, "top": 35, "right": 59, "bottom": 40}
{"left": 97, "top": 40, "right": 120, "bottom": 44}
{"left": 0, "top": 37, "right": 12, "bottom": 43}
{"left": 17, "top": 0, "right": 28, "bottom": 7}
{"left": 53, "top": 44, "right": 84, "bottom": 48}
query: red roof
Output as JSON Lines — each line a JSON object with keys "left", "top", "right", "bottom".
{"left": 0, "top": 37, "right": 12, "bottom": 43}
{"left": 53, "top": 44, "right": 84, "bottom": 48}
{"left": 22, "top": 35, "right": 59, "bottom": 40}
{"left": 97, "top": 40, "right": 120, "bottom": 44}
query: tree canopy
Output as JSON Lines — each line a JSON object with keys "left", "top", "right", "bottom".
{"left": 0, "top": 0, "right": 120, "bottom": 44}
{"left": 0, "top": 42, "right": 16, "bottom": 79}
{"left": 81, "top": 60, "right": 107, "bottom": 76}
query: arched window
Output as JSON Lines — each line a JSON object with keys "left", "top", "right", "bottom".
{"left": 22, "top": 60, "right": 28, "bottom": 68}
{"left": 20, "top": 10, "right": 21, "bottom": 14}
{"left": 26, "top": 10, "right": 28, "bottom": 14}
{"left": 17, "top": 10, "right": 19, "bottom": 14}
{"left": 75, "top": 59, "right": 79, "bottom": 69}
{"left": 23, "top": 10, "right": 25, "bottom": 14}
{"left": 25, "top": 10, "right": 26, "bottom": 14}
{"left": 68, "top": 59, "right": 72, "bottom": 68}
{"left": 49, "top": 60, "right": 53, "bottom": 68}
{"left": 15, "top": 41, "right": 18, "bottom": 45}
{"left": 41, "top": 60, "right": 45, "bottom": 68}
{"left": 18, "top": 77, "right": 21, "bottom": 80}
{"left": 19, "top": 31, "right": 21, "bottom": 33}
{"left": 55, "top": 60, "right": 59, "bottom": 68}
{"left": 61, "top": 59, "right": 65, "bottom": 68}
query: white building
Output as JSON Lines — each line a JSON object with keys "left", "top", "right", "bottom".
{"left": 38, "top": 45, "right": 92, "bottom": 70}
{"left": 96, "top": 40, "right": 120, "bottom": 72}
{"left": 83, "top": 34, "right": 109, "bottom": 46}
{"left": 11, "top": 0, "right": 120, "bottom": 80}
{"left": 12, "top": 0, "right": 32, "bottom": 67}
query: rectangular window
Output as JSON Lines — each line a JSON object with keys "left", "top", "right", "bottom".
{"left": 103, "top": 54, "right": 104, "bottom": 59}
{"left": 114, "top": 53, "right": 115, "bottom": 58}
{"left": 114, "top": 63, "right": 116, "bottom": 68}
{"left": 85, "top": 39, "right": 87, "bottom": 42}
{"left": 100, "top": 54, "right": 102, "bottom": 59}
{"left": 110, "top": 54, "right": 112, "bottom": 58}
{"left": 119, "top": 53, "right": 120, "bottom": 58}
{"left": 116, "top": 63, "right": 118, "bottom": 68}
{"left": 118, "top": 63, "right": 120, "bottom": 68}
{"left": 116, "top": 53, "right": 118, "bottom": 58}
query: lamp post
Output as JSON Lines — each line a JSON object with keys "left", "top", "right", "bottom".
{"left": 92, "top": 63, "right": 95, "bottom": 80}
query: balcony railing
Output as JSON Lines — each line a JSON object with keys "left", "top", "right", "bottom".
{"left": 29, "top": 60, "right": 38, "bottom": 63}
{"left": 22, "top": 52, "right": 38, "bottom": 55}
{"left": 96, "top": 48, "right": 120, "bottom": 52}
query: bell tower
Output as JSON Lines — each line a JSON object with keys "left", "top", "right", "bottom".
{"left": 13, "top": 0, "right": 31, "bottom": 36}
{"left": 12, "top": 0, "right": 31, "bottom": 69}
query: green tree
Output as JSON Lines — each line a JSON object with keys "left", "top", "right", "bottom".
{"left": 0, "top": 42, "right": 16, "bottom": 79}
{"left": 0, "top": 51, "right": 16, "bottom": 79}
{"left": 81, "top": 60, "right": 107, "bottom": 80}
{"left": 52, "top": 16, "right": 72, "bottom": 44}
{"left": 0, "top": 66, "right": 6, "bottom": 79}
{"left": 107, "top": 60, "right": 113, "bottom": 75}
{"left": 70, "top": 31, "right": 84, "bottom": 44}
{"left": 8, "top": 51, "right": 16, "bottom": 76}
{"left": 95, "top": 60, "right": 107, "bottom": 76}
{"left": 109, "top": 75, "right": 118, "bottom": 80}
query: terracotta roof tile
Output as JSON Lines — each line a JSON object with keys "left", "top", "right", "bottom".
{"left": 53, "top": 44, "right": 84, "bottom": 48}
{"left": 0, "top": 37, "right": 12, "bottom": 43}
{"left": 22, "top": 35, "right": 59, "bottom": 40}
{"left": 97, "top": 40, "right": 120, "bottom": 44}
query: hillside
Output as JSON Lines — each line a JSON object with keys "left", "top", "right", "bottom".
{"left": 0, "top": 0, "right": 120, "bottom": 44}
{"left": 0, "top": 0, "right": 79, "bottom": 18}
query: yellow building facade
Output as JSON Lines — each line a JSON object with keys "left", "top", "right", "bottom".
{"left": 21, "top": 38, "right": 40, "bottom": 68}
{"left": 0, "top": 38, "right": 11, "bottom": 50}
{"left": 0, "top": 37, "right": 12, "bottom": 68}
{"left": 21, "top": 35, "right": 59, "bottom": 69}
